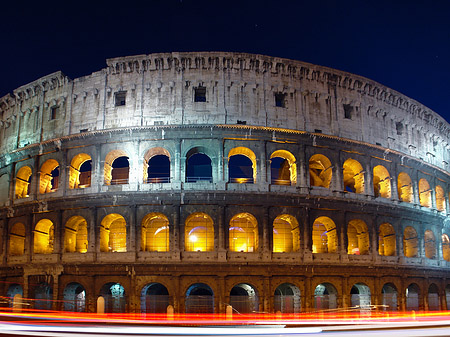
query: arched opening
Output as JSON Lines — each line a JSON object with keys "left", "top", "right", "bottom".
{"left": 33, "top": 219, "right": 54, "bottom": 254}
{"left": 141, "top": 213, "right": 169, "bottom": 252}
{"left": 274, "top": 283, "right": 301, "bottom": 313}
{"left": 403, "top": 226, "right": 418, "bottom": 258}
{"left": 229, "top": 213, "right": 258, "bottom": 252}
{"left": 33, "top": 282, "right": 52, "bottom": 311}
{"left": 397, "top": 172, "right": 413, "bottom": 202}
{"left": 406, "top": 283, "right": 420, "bottom": 311}
{"left": 378, "top": 223, "right": 396, "bottom": 256}
{"left": 347, "top": 219, "right": 369, "bottom": 255}
{"left": 312, "top": 216, "right": 337, "bottom": 253}
{"left": 100, "top": 214, "right": 127, "bottom": 252}
{"left": 63, "top": 282, "right": 86, "bottom": 312}
{"left": 350, "top": 283, "right": 371, "bottom": 310}
{"left": 309, "top": 154, "right": 332, "bottom": 188}
{"left": 446, "top": 285, "right": 450, "bottom": 310}
{"left": 64, "top": 216, "right": 88, "bottom": 253}
{"left": 144, "top": 147, "right": 171, "bottom": 183}
{"left": 186, "top": 148, "right": 212, "bottom": 183}
{"left": 69, "top": 153, "right": 92, "bottom": 189}
{"left": 342, "top": 159, "right": 364, "bottom": 193}
{"left": 228, "top": 147, "right": 257, "bottom": 184}
{"left": 9, "top": 223, "right": 25, "bottom": 256}
{"left": 270, "top": 150, "right": 296, "bottom": 186}
{"left": 185, "top": 283, "right": 214, "bottom": 313}
{"left": 435, "top": 185, "right": 446, "bottom": 212}
{"left": 273, "top": 214, "right": 299, "bottom": 253}
{"left": 99, "top": 283, "right": 126, "bottom": 313}
{"left": 428, "top": 284, "right": 440, "bottom": 311}
{"left": 442, "top": 234, "right": 450, "bottom": 261}
{"left": 419, "top": 178, "right": 432, "bottom": 208}
{"left": 6, "top": 284, "right": 23, "bottom": 308}
{"left": 314, "top": 283, "right": 337, "bottom": 310}
{"left": 373, "top": 165, "right": 391, "bottom": 198}
{"left": 104, "top": 150, "right": 129, "bottom": 185}
{"left": 185, "top": 213, "right": 214, "bottom": 252}
{"left": 230, "top": 283, "right": 259, "bottom": 314}
{"left": 39, "top": 159, "right": 59, "bottom": 193}
{"left": 424, "top": 230, "right": 436, "bottom": 259}
{"left": 140, "top": 283, "right": 169, "bottom": 313}
{"left": 381, "top": 283, "right": 397, "bottom": 311}
{"left": 15, "top": 166, "right": 32, "bottom": 199}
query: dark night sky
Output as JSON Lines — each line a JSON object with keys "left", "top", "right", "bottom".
{"left": 1, "top": 0, "right": 449, "bottom": 121}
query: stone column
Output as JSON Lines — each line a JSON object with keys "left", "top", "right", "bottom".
{"left": 364, "top": 162, "right": 373, "bottom": 197}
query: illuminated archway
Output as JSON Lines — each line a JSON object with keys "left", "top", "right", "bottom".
{"left": 342, "top": 159, "right": 364, "bottom": 193}
{"left": 33, "top": 219, "right": 54, "bottom": 254}
{"left": 350, "top": 283, "right": 371, "bottom": 310}
{"left": 230, "top": 283, "right": 259, "bottom": 314}
{"left": 397, "top": 172, "right": 413, "bottom": 202}
{"left": 314, "top": 283, "right": 337, "bottom": 310}
{"left": 100, "top": 214, "right": 127, "bottom": 252}
{"left": 34, "top": 282, "right": 52, "bottom": 310}
{"left": 274, "top": 283, "right": 301, "bottom": 313}
{"left": 15, "top": 166, "right": 32, "bottom": 199}
{"left": 99, "top": 282, "right": 126, "bottom": 313}
{"left": 270, "top": 150, "right": 297, "bottom": 185}
{"left": 273, "top": 214, "right": 299, "bottom": 253}
{"left": 373, "top": 165, "right": 391, "bottom": 198}
{"left": 312, "top": 216, "right": 337, "bottom": 253}
{"left": 6, "top": 284, "right": 23, "bottom": 308}
{"left": 424, "top": 230, "right": 436, "bottom": 259}
{"left": 442, "top": 234, "right": 450, "bottom": 261}
{"left": 140, "top": 283, "right": 169, "bottom": 313}
{"left": 229, "top": 213, "right": 258, "bottom": 252}
{"left": 64, "top": 216, "right": 88, "bottom": 253}
{"left": 69, "top": 153, "right": 92, "bottom": 189}
{"left": 435, "top": 185, "right": 446, "bottom": 212}
{"left": 428, "top": 284, "right": 439, "bottom": 311}
{"left": 185, "top": 147, "right": 212, "bottom": 183}
{"left": 185, "top": 213, "right": 214, "bottom": 252}
{"left": 418, "top": 178, "right": 432, "bottom": 208}
{"left": 39, "top": 159, "right": 59, "bottom": 193}
{"left": 9, "top": 223, "right": 25, "bottom": 256}
{"left": 382, "top": 283, "right": 397, "bottom": 311}
{"left": 347, "top": 219, "right": 369, "bottom": 255}
{"left": 143, "top": 147, "right": 170, "bottom": 183}
{"left": 141, "top": 213, "right": 169, "bottom": 252}
{"left": 403, "top": 226, "right": 418, "bottom": 258}
{"left": 378, "top": 223, "right": 396, "bottom": 256}
{"left": 228, "top": 147, "right": 257, "bottom": 184}
{"left": 185, "top": 283, "right": 214, "bottom": 313}
{"left": 309, "top": 154, "right": 332, "bottom": 188}
{"left": 63, "top": 282, "right": 86, "bottom": 312}
{"left": 104, "top": 150, "right": 129, "bottom": 185}
{"left": 406, "top": 283, "right": 420, "bottom": 311}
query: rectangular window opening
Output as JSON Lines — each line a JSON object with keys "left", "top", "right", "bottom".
{"left": 115, "top": 91, "right": 127, "bottom": 106}
{"left": 194, "top": 87, "right": 206, "bottom": 102}
{"left": 50, "top": 106, "right": 60, "bottom": 120}
{"left": 343, "top": 104, "right": 353, "bottom": 119}
{"left": 275, "top": 92, "right": 286, "bottom": 108}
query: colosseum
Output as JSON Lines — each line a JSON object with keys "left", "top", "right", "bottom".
{"left": 0, "top": 52, "right": 449, "bottom": 314}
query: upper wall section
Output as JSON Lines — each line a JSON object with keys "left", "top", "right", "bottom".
{"left": 0, "top": 52, "right": 449, "bottom": 170}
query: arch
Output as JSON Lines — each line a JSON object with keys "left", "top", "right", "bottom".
{"left": 230, "top": 283, "right": 259, "bottom": 314}
{"left": 64, "top": 216, "right": 88, "bottom": 253}
{"left": 6, "top": 284, "right": 23, "bottom": 308}
{"left": 63, "top": 282, "right": 86, "bottom": 312}
{"left": 424, "top": 230, "right": 436, "bottom": 259}
{"left": 314, "top": 283, "right": 338, "bottom": 310}
{"left": 312, "top": 216, "right": 337, "bottom": 253}
{"left": 378, "top": 223, "right": 396, "bottom": 256}
{"left": 442, "top": 234, "right": 450, "bottom": 261}
{"left": 69, "top": 153, "right": 92, "bottom": 189}
{"left": 186, "top": 148, "right": 212, "bottom": 182}
{"left": 140, "top": 283, "right": 169, "bottom": 313}
{"left": 100, "top": 214, "right": 127, "bottom": 252}
{"left": 34, "top": 282, "right": 52, "bottom": 311}
{"left": 273, "top": 214, "right": 299, "bottom": 253}
{"left": 270, "top": 150, "right": 297, "bottom": 185}
{"left": 419, "top": 178, "right": 432, "bottom": 208}
{"left": 274, "top": 283, "right": 301, "bottom": 313}
{"left": 403, "top": 226, "right": 418, "bottom": 258}
{"left": 347, "top": 219, "right": 369, "bottom": 255}
{"left": 9, "top": 223, "right": 25, "bottom": 256}
{"left": 185, "top": 283, "right": 214, "bottom": 313}
{"left": 185, "top": 213, "right": 214, "bottom": 252}
{"left": 342, "top": 158, "right": 364, "bottom": 193}
{"left": 15, "top": 166, "right": 32, "bottom": 199}
{"left": 373, "top": 165, "right": 391, "bottom": 198}
{"left": 144, "top": 147, "right": 171, "bottom": 183}
{"left": 397, "top": 172, "right": 413, "bottom": 202}
{"left": 406, "top": 283, "right": 420, "bottom": 311}
{"left": 228, "top": 147, "right": 257, "bottom": 184}
{"left": 99, "top": 282, "right": 126, "bottom": 313}
{"left": 381, "top": 283, "right": 397, "bottom": 311}
{"left": 33, "top": 219, "right": 54, "bottom": 254}
{"left": 350, "top": 283, "right": 371, "bottom": 310}
{"left": 229, "top": 213, "right": 258, "bottom": 252}
{"left": 141, "top": 213, "right": 169, "bottom": 252}
{"left": 428, "top": 283, "right": 440, "bottom": 311}
{"left": 435, "top": 185, "right": 446, "bottom": 212}
{"left": 309, "top": 154, "right": 332, "bottom": 188}
{"left": 39, "top": 159, "right": 59, "bottom": 193}
{"left": 104, "top": 150, "right": 129, "bottom": 185}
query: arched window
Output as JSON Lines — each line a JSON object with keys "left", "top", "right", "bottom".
{"left": 141, "top": 283, "right": 170, "bottom": 313}
{"left": 270, "top": 150, "right": 297, "bottom": 185}
{"left": 309, "top": 154, "right": 332, "bottom": 188}
{"left": 312, "top": 216, "right": 337, "bottom": 253}
{"left": 406, "top": 283, "right": 420, "bottom": 311}
{"left": 403, "top": 226, "right": 418, "bottom": 258}
{"left": 397, "top": 172, "right": 413, "bottom": 202}
{"left": 33, "top": 219, "right": 54, "bottom": 254}
{"left": 373, "top": 165, "right": 391, "bottom": 198}
{"left": 99, "top": 282, "right": 126, "bottom": 313}
{"left": 100, "top": 214, "right": 127, "bottom": 252}
{"left": 144, "top": 147, "right": 170, "bottom": 183}
{"left": 15, "top": 166, "right": 32, "bottom": 199}
{"left": 104, "top": 150, "right": 129, "bottom": 185}
{"left": 314, "top": 283, "right": 337, "bottom": 310}
{"left": 424, "top": 229, "right": 436, "bottom": 259}
{"left": 442, "top": 234, "right": 450, "bottom": 262}
{"left": 428, "top": 284, "right": 440, "bottom": 311}
{"left": 230, "top": 283, "right": 259, "bottom": 314}
{"left": 141, "top": 213, "right": 169, "bottom": 252}
{"left": 418, "top": 178, "right": 432, "bottom": 208}
{"left": 63, "top": 282, "right": 86, "bottom": 312}
{"left": 350, "top": 283, "right": 371, "bottom": 310}
{"left": 347, "top": 219, "right": 369, "bottom": 255}
{"left": 185, "top": 283, "right": 214, "bottom": 313}
{"left": 9, "top": 223, "right": 25, "bottom": 256}
{"left": 274, "top": 283, "right": 301, "bottom": 313}
{"left": 273, "top": 214, "right": 299, "bottom": 253}
{"left": 186, "top": 148, "right": 212, "bottom": 182}
{"left": 69, "top": 153, "right": 92, "bottom": 189}
{"left": 64, "top": 216, "right": 88, "bottom": 253}
{"left": 228, "top": 147, "right": 257, "bottom": 184}
{"left": 6, "top": 284, "right": 23, "bottom": 309}
{"left": 342, "top": 159, "right": 364, "bottom": 193}
{"left": 185, "top": 213, "right": 214, "bottom": 252}
{"left": 39, "top": 159, "right": 59, "bottom": 193}
{"left": 378, "top": 223, "right": 396, "bottom": 256}
{"left": 435, "top": 185, "right": 446, "bottom": 212}
{"left": 229, "top": 213, "right": 258, "bottom": 252}
{"left": 34, "top": 282, "right": 52, "bottom": 310}
{"left": 381, "top": 283, "right": 397, "bottom": 311}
